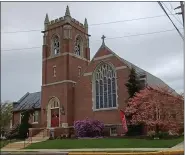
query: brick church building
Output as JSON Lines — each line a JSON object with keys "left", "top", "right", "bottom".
{"left": 12, "top": 6, "right": 177, "bottom": 137}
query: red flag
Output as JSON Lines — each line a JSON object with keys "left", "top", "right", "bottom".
{"left": 120, "top": 110, "right": 128, "bottom": 133}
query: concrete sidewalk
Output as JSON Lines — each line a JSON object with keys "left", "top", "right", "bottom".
{"left": 170, "top": 141, "right": 184, "bottom": 150}
{"left": 0, "top": 148, "right": 176, "bottom": 152}
{"left": 1, "top": 141, "right": 184, "bottom": 153}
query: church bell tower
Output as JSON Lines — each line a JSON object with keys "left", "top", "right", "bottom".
{"left": 41, "top": 6, "right": 90, "bottom": 129}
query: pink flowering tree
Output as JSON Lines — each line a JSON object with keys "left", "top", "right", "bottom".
{"left": 125, "top": 86, "right": 184, "bottom": 134}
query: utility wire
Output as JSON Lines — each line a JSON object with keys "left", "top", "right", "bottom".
{"left": 2, "top": 46, "right": 41, "bottom": 51}
{"left": 1, "top": 14, "right": 179, "bottom": 34}
{"left": 2, "top": 28, "right": 183, "bottom": 52}
{"left": 163, "top": 2, "right": 183, "bottom": 26}
{"left": 168, "top": 1, "right": 183, "bottom": 24}
{"left": 157, "top": 1, "right": 184, "bottom": 40}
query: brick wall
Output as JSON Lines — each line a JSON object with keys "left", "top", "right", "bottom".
{"left": 41, "top": 15, "right": 90, "bottom": 129}
{"left": 74, "top": 48, "right": 130, "bottom": 125}
{"left": 12, "top": 110, "right": 41, "bottom": 128}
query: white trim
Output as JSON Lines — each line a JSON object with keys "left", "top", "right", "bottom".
{"left": 93, "top": 54, "right": 113, "bottom": 61}
{"left": 47, "top": 97, "right": 60, "bottom": 128}
{"left": 42, "top": 80, "right": 76, "bottom": 87}
{"left": 43, "top": 52, "right": 90, "bottom": 62}
{"left": 61, "top": 123, "right": 68, "bottom": 128}
{"left": 83, "top": 66, "right": 127, "bottom": 77}
{"left": 84, "top": 72, "right": 92, "bottom": 76}
{"left": 53, "top": 66, "right": 56, "bottom": 77}
{"left": 115, "top": 66, "right": 127, "bottom": 70}
{"left": 19, "top": 113, "right": 22, "bottom": 123}
{"left": 32, "top": 122, "right": 38, "bottom": 124}
{"left": 50, "top": 107, "right": 59, "bottom": 110}
{"left": 78, "top": 66, "right": 82, "bottom": 77}
{"left": 93, "top": 107, "right": 118, "bottom": 111}
{"left": 139, "top": 78, "right": 147, "bottom": 81}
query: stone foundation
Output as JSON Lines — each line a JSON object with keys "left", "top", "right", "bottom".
{"left": 44, "top": 127, "right": 74, "bottom": 138}
{"left": 29, "top": 128, "right": 43, "bottom": 137}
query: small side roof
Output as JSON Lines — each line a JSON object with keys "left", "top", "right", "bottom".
{"left": 13, "top": 92, "right": 41, "bottom": 112}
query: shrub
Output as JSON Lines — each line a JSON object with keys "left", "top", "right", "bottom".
{"left": 18, "top": 111, "right": 32, "bottom": 139}
{"left": 74, "top": 118, "right": 104, "bottom": 138}
{"left": 147, "top": 130, "right": 156, "bottom": 138}
{"left": 5, "top": 124, "right": 20, "bottom": 139}
{"left": 168, "top": 130, "right": 179, "bottom": 136}
{"left": 126, "top": 124, "right": 144, "bottom": 136}
{"left": 156, "top": 131, "right": 169, "bottom": 139}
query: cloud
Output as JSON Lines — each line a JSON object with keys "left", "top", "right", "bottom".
{"left": 1, "top": 2, "right": 184, "bottom": 101}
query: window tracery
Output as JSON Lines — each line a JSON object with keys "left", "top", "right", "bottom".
{"left": 93, "top": 63, "right": 117, "bottom": 110}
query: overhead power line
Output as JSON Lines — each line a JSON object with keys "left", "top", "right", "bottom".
{"left": 157, "top": 1, "right": 184, "bottom": 40}
{"left": 2, "top": 28, "right": 183, "bottom": 52}
{"left": 168, "top": 2, "right": 183, "bottom": 25}
{"left": 2, "top": 46, "right": 41, "bottom": 51}
{"left": 1, "top": 14, "right": 180, "bottom": 34}
{"left": 163, "top": 2, "right": 183, "bottom": 26}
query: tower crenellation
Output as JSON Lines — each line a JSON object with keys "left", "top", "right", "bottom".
{"left": 46, "top": 17, "right": 85, "bottom": 30}
{"left": 44, "top": 6, "right": 86, "bottom": 31}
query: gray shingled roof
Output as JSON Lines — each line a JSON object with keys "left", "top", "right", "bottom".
{"left": 120, "top": 58, "right": 176, "bottom": 94}
{"left": 98, "top": 44, "right": 177, "bottom": 95}
{"left": 13, "top": 92, "right": 41, "bottom": 111}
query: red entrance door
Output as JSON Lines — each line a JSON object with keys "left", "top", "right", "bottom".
{"left": 51, "top": 109, "right": 59, "bottom": 127}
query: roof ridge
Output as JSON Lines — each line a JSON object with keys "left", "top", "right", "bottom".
{"left": 30, "top": 91, "right": 41, "bottom": 93}
{"left": 17, "top": 92, "right": 29, "bottom": 103}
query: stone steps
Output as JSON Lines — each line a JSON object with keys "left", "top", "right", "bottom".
{"left": 28, "top": 130, "right": 49, "bottom": 142}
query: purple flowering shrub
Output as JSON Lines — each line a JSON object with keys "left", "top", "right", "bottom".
{"left": 74, "top": 118, "right": 104, "bottom": 137}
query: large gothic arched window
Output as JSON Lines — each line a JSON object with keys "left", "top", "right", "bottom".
{"left": 74, "top": 35, "right": 83, "bottom": 56}
{"left": 52, "top": 35, "right": 60, "bottom": 55}
{"left": 93, "top": 63, "right": 117, "bottom": 110}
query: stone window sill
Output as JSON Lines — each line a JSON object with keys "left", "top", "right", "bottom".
{"left": 93, "top": 107, "right": 118, "bottom": 112}
{"left": 32, "top": 122, "right": 38, "bottom": 124}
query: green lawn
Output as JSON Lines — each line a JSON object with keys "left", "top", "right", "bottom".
{"left": 26, "top": 137, "right": 184, "bottom": 149}
{"left": 0, "top": 140, "right": 9, "bottom": 148}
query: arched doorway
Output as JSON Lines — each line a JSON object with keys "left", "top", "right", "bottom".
{"left": 47, "top": 97, "right": 60, "bottom": 128}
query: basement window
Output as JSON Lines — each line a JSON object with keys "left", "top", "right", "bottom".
{"left": 110, "top": 127, "right": 117, "bottom": 136}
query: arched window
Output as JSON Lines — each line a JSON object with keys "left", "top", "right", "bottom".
{"left": 52, "top": 35, "right": 60, "bottom": 55}
{"left": 74, "top": 35, "right": 83, "bottom": 56}
{"left": 93, "top": 63, "right": 117, "bottom": 110}
{"left": 49, "top": 97, "right": 59, "bottom": 109}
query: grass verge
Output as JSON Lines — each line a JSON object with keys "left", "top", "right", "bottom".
{"left": 25, "top": 136, "right": 184, "bottom": 149}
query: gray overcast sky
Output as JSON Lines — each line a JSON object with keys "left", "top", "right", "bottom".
{"left": 1, "top": 2, "right": 184, "bottom": 102}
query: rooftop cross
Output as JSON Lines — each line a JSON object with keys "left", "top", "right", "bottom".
{"left": 101, "top": 35, "right": 106, "bottom": 46}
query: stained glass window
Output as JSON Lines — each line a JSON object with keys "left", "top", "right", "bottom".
{"left": 94, "top": 63, "right": 117, "bottom": 109}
